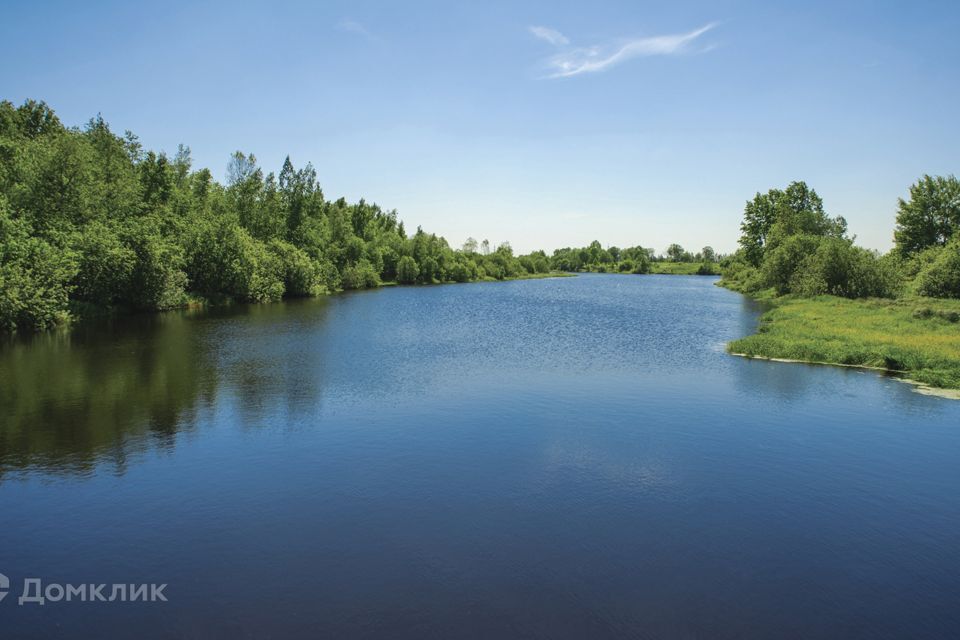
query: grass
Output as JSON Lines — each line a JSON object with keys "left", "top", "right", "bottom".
{"left": 729, "top": 295, "right": 960, "bottom": 390}
{"left": 649, "top": 262, "right": 720, "bottom": 275}
{"left": 581, "top": 262, "right": 720, "bottom": 275}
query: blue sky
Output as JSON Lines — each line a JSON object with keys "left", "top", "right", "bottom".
{"left": 2, "top": 0, "right": 958, "bottom": 254}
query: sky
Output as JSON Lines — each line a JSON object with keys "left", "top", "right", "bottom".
{"left": 2, "top": 0, "right": 958, "bottom": 255}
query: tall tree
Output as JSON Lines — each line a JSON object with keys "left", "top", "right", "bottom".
{"left": 739, "top": 181, "right": 846, "bottom": 266}
{"left": 894, "top": 175, "right": 960, "bottom": 256}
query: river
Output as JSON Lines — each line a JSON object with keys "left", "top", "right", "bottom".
{"left": 1, "top": 274, "right": 959, "bottom": 638}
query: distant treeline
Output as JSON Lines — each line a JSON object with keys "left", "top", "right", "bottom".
{"left": 9, "top": 100, "right": 953, "bottom": 334}
{"left": 719, "top": 178, "right": 960, "bottom": 300}
{"left": 0, "top": 100, "right": 728, "bottom": 333}
{"left": 549, "top": 242, "right": 721, "bottom": 275}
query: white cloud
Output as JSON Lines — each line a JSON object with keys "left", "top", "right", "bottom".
{"left": 542, "top": 23, "right": 716, "bottom": 78}
{"left": 529, "top": 26, "right": 569, "bottom": 46}
{"left": 336, "top": 18, "right": 375, "bottom": 40}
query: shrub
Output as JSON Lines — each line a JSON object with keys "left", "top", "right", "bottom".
{"left": 122, "top": 223, "right": 189, "bottom": 309}
{"left": 316, "top": 259, "right": 341, "bottom": 292}
{"left": 789, "top": 238, "right": 900, "bottom": 299}
{"left": 0, "top": 219, "right": 77, "bottom": 331}
{"left": 268, "top": 239, "right": 322, "bottom": 297}
{"left": 396, "top": 255, "right": 419, "bottom": 284}
{"left": 341, "top": 260, "right": 380, "bottom": 289}
{"left": 761, "top": 234, "right": 822, "bottom": 294}
{"left": 185, "top": 220, "right": 283, "bottom": 302}
{"left": 696, "top": 262, "right": 719, "bottom": 276}
{"left": 71, "top": 222, "right": 136, "bottom": 305}
{"left": 419, "top": 256, "right": 439, "bottom": 282}
{"left": 447, "top": 260, "right": 471, "bottom": 283}
{"left": 916, "top": 238, "right": 960, "bottom": 298}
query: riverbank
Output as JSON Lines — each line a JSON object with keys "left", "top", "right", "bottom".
{"left": 650, "top": 261, "right": 720, "bottom": 275}
{"left": 575, "top": 262, "right": 721, "bottom": 276}
{"left": 727, "top": 294, "right": 960, "bottom": 391}
{"left": 59, "top": 270, "right": 576, "bottom": 327}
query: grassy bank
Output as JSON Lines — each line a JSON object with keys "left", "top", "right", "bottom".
{"left": 729, "top": 295, "right": 960, "bottom": 390}
{"left": 576, "top": 262, "right": 721, "bottom": 276}
{"left": 650, "top": 261, "right": 720, "bottom": 275}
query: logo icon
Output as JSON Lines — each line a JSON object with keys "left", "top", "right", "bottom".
{"left": 0, "top": 573, "right": 9, "bottom": 603}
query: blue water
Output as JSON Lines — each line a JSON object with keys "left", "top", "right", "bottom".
{"left": 1, "top": 274, "right": 959, "bottom": 638}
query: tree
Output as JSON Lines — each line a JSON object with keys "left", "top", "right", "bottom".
{"left": 666, "top": 243, "right": 686, "bottom": 262}
{"left": 701, "top": 246, "right": 716, "bottom": 262}
{"left": 0, "top": 197, "right": 77, "bottom": 331}
{"left": 396, "top": 255, "right": 419, "bottom": 284}
{"left": 894, "top": 175, "right": 960, "bottom": 257}
{"left": 739, "top": 181, "right": 846, "bottom": 266}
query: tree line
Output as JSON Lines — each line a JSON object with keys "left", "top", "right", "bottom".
{"left": 1, "top": 100, "right": 566, "bottom": 332}
{"left": 721, "top": 177, "right": 960, "bottom": 300}
{"left": 7, "top": 99, "right": 953, "bottom": 334}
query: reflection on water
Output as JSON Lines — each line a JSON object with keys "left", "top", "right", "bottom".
{"left": 0, "top": 300, "right": 331, "bottom": 477}
{"left": 1, "top": 274, "right": 959, "bottom": 639}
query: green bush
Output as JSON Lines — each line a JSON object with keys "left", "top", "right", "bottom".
{"left": 341, "top": 260, "right": 380, "bottom": 289}
{"left": 317, "top": 259, "right": 341, "bottom": 292}
{"left": 419, "top": 256, "right": 439, "bottom": 283}
{"left": 916, "top": 238, "right": 960, "bottom": 298}
{"left": 761, "top": 234, "right": 822, "bottom": 294}
{"left": 71, "top": 222, "right": 136, "bottom": 305}
{"left": 696, "top": 262, "right": 719, "bottom": 275}
{"left": 0, "top": 201, "right": 77, "bottom": 330}
{"left": 185, "top": 220, "right": 283, "bottom": 302}
{"left": 268, "top": 239, "right": 322, "bottom": 297}
{"left": 789, "top": 238, "right": 899, "bottom": 299}
{"left": 122, "top": 223, "right": 189, "bottom": 310}
{"left": 396, "top": 255, "right": 419, "bottom": 284}
{"left": 447, "top": 260, "right": 471, "bottom": 283}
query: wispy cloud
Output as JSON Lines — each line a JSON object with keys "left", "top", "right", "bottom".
{"left": 533, "top": 23, "right": 717, "bottom": 78}
{"left": 336, "top": 18, "right": 376, "bottom": 41}
{"left": 529, "top": 25, "right": 569, "bottom": 46}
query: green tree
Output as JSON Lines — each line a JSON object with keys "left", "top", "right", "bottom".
{"left": 739, "top": 181, "right": 846, "bottom": 266}
{"left": 665, "top": 244, "right": 683, "bottom": 261}
{"left": 894, "top": 175, "right": 960, "bottom": 257}
{"left": 0, "top": 198, "right": 77, "bottom": 331}
{"left": 396, "top": 255, "right": 419, "bottom": 284}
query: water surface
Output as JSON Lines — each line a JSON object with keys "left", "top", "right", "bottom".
{"left": 1, "top": 274, "right": 959, "bottom": 638}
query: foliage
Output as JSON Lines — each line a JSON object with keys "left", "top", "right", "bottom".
{"left": 0, "top": 197, "right": 77, "bottom": 331}
{"left": 396, "top": 255, "right": 420, "bottom": 284}
{"left": 0, "top": 99, "right": 566, "bottom": 332}
{"left": 915, "top": 238, "right": 960, "bottom": 298}
{"left": 739, "top": 181, "right": 847, "bottom": 266}
{"left": 70, "top": 221, "right": 136, "bottom": 305}
{"left": 894, "top": 174, "right": 960, "bottom": 257}
{"left": 341, "top": 260, "right": 381, "bottom": 290}
{"left": 788, "top": 238, "right": 901, "bottom": 299}
{"left": 550, "top": 242, "right": 652, "bottom": 274}
{"left": 723, "top": 176, "right": 960, "bottom": 389}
